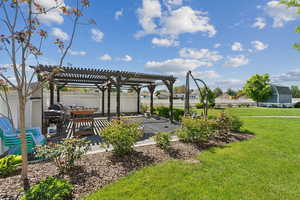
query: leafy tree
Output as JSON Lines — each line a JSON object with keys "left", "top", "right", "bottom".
{"left": 0, "top": 0, "right": 93, "bottom": 190}
{"left": 291, "top": 85, "right": 300, "bottom": 98}
{"left": 281, "top": 0, "right": 300, "bottom": 50}
{"left": 213, "top": 87, "right": 223, "bottom": 97}
{"left": 226, "top": 88, "right": 237, "bottom": 97}
{"left": 243, "top": 74, "right": 272, "bottom": 106}
{"left": 199, "top": 87, "right": 216, "bottom": 105}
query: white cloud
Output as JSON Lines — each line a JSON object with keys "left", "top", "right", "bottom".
{"left": 265, "top": 0, "right": 298, "bottom": 28}
{"left": 231, "top": 42, "right": 243, "bottom": 51}
{"left": 99, "top": 54, "right": 112, "bottom": 61}
{"left": 135, "top": 1, "right": 216, "bottom": 38}
{"left": 214, "top": 43, "right": 221, "bottom": 48}
{"left": 252, "top": 17, "right": 266, "bottom": 29}
{"left": 160, "top": 6, "right": 216, "bottom": 37}
{"left": 179, "top": 48, "right": 222, "bottom": 63}
{"left": 164, "top": 0, "right": 183, "bottom": 6}
{"left": 152, "top": 37, "right": 179, "bottom": 47}
{"left": 136, "top": 0, "right": 162, "bottom": 37}
{"left": 51, "top": 28, "right": 69, "bottom": 40}
{"left": 251, "top": 40, "right": 268, "bottom": 51}
{"left": 121, "top": 55, "right": 133, "bottom": 62}
{"left": 91, "top": 28, "right": 104, "bottom": 42}
{"left": 115, "top": 9, "right": 124, "bottom": 20}
{"left": 34, "top": 0, "right": 65, "bottom": 25}
{"left": 271, "top": 68, "right": 300, "bottom": 82}
{"left": 145, "top": 58, "right": 212, "bottom": 75}
{"left": 223, "top": 55, "right": 249, "bottom": 67}
{"left": 69, "top": 50, "right": 87, "bottom": 56}
{"left": 193, "top": 70, "right": 220, "bottom": 79}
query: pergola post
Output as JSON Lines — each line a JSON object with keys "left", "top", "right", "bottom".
{"left": 101, "top": 87, "right": 106, "bottom": 116}
{"left": 132, "top": 86, "right": 142, "bottom": 114}
{"left": 49, "top": 81, "right": 54, "bottom": 107}
{"left": 184, "top": 72, "right": 190, "bottom": 115}
{"left": 107, "top": 84, "right": 111, "bottom": 120}
{"left": 116, "top": 76, "right": 121, "bottom": 118}
{"left": 164, "top": 80, "right": 176, "bottom": 123}
{"left": 147, "top": 85, "right": 156, "bottom": 115}
{"left": 56, "top": 86, "right": 60, "bottom": 103}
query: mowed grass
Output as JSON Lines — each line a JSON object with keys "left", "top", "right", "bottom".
{"left": 201, "top": 107, "right": 300, "bottom": 117}
{"left": 84, "top": 116, "right": 300, "bottom": 200}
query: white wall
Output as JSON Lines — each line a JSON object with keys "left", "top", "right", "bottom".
{"left": 0, "top": 91, "right": 139, "bottom": 130}
{"left": 43, "top": 91, "right": 138, "bottom": 113}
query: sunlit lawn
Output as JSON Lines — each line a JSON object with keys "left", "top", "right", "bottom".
{"left": 84, "top": 114, "right": 300, "bottom": 200}
{"left": 198, "top": 107, "right": 300, "bottom": 117}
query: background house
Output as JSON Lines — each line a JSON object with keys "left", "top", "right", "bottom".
{"left": 259, "top": 84, "right": 292, "bottom": 107}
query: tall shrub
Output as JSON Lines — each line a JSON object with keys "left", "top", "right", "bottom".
{"left": 176, "top": 117, "right": 217, "bottom": 143}
{"left": 102, "top": 119, "right": 143, "bottom": 156}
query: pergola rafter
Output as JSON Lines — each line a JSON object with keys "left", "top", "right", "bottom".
{"left": 32, "top": 65, "right": 177, "bottom": 122}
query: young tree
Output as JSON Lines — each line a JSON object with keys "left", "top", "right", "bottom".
{"left": 291, "top": 85, "right": 300, "bottom": 98}
{"left": 213, "top": 87, "right": 223, "bottom": 97}
{"left": 226, "top": 88, "right": 237, "bottom": 97}
{"left": 281, "top": 0, "right": 300, "bottom": 50}
{"left": 243, "top": 74, "right": 272, "bottom": 106}
{"left": 0, "top": 0, "right": 92, "bottom": 190}
{"left": 199, "top": 87, "right": 216, "bottom": 106}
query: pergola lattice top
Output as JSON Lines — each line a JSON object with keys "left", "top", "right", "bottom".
{"left": 33, "top": 65, "right": 176, "bottom": 88}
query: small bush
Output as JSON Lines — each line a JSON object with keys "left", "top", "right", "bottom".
{"left": 176, "top": 117, "right": 217, "bottom": 143}
{"left": 154, "top": 132, "right": 171, "bottom": 150}
{"left": 21, "top": 177, "right": 72, "bottom": 200}
{"left": 0, "top": 155, "right": 22, "bottom": 177}
{"left": 173, "top": 109, "right": 184, "bottom": 122}
{"left": 155, "top": 106, "right": 184, "bottom": 121}
{"left": 230, "top": 115, "right": 243, "bottom": 132}
{"left": 294, "top": 102, "right": 300, "bottom": 108}
{"left": 155, "top": 106, "right": 169, "bottom": 118}
{"left": 195, "top": 102, "right": 215, "bottom": 109}
{"left": 102, "top": 119, "right": 143, "bottom": 156}
{"left": 36, "top": 138, "right": 90, "bottom": 173}
{"left": 141, "top": 103, "right": 148, "bottom": 113}
{"left": 216, "top": 112, "right": 243, "bottom": 134}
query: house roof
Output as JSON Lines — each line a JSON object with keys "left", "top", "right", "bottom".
{"left": 271, "top": 84, "right": 292, "bottom": 95}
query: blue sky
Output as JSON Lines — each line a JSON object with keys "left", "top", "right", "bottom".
{"left": 2, "top": 0, "right": 300, "bottom": 90}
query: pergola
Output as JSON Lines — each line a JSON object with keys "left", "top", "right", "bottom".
{"left": 33, "top": 65, "right": 177, "bottom": 122}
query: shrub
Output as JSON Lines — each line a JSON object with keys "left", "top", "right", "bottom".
{"left": 230, "top": 115, "right": 243, "bottom": 132}
{"left": 36, "top": 138, "right": 90, "bottom": 173}
{"left": 21, "top": 177, "right": 72, "bottom": 200}
{"left": 154, "top": 132, "right": 171, "bottom": 150}
{"left": 102, "top": 119, "right": 143, "bottom": 156}
{"left": 173, "top": 109, "right": 184, "bottom": 122}
{"left": 0, "top": 155, "right": 22, "bottom": 177}
{"left": 216, "top": 112, "right": 243, "bottom": 134}
{"left": 195, "top": 102, "right": 215, "bottom": 109}
{"left": 155, "top": 106, "right": 169, "bottom": 118}
{"left": 176, "top": 117, "right": 217, "bottom": 143}
{"left": 155, "top": 106, "right": 184, "bottom": 121}
{"left": 294, "top": 102, "right": 300, "bottom": 108}
{"left": 141, "top": 103, "right": 148, "bottom": 113}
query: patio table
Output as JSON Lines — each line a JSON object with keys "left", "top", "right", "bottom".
{"left": 70, "top": 109, "right": 97, "bottom": 137}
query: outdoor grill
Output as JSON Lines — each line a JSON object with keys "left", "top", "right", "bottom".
{"left": 44, "top": 104, "right": 70, "bottom": 135}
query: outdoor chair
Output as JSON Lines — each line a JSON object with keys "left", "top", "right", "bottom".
{"left": 0, "top": 117, "right": 46, "bottom": 155}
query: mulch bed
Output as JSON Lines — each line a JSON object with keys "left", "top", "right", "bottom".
{"left": 0, "top": 132, "right": 254, "bottom": 200}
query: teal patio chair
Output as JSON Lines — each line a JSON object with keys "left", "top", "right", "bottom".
{"left": 0, "top": 117, "right": 46, "bottom": 155}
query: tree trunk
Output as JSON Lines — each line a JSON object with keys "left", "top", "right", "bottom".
{"left": 18, "top": 93, "right": 30, "bottom": 191}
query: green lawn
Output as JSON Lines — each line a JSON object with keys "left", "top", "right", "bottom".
{"left": 202, "top": 107, "right": 300, "bottom": 117}
{"left": 84, "top": 114, "right": 300, "bottom": 200}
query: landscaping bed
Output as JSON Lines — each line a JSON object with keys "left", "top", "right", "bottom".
{"left": 0, "top": 132, "right": 253, "bottom": 200}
